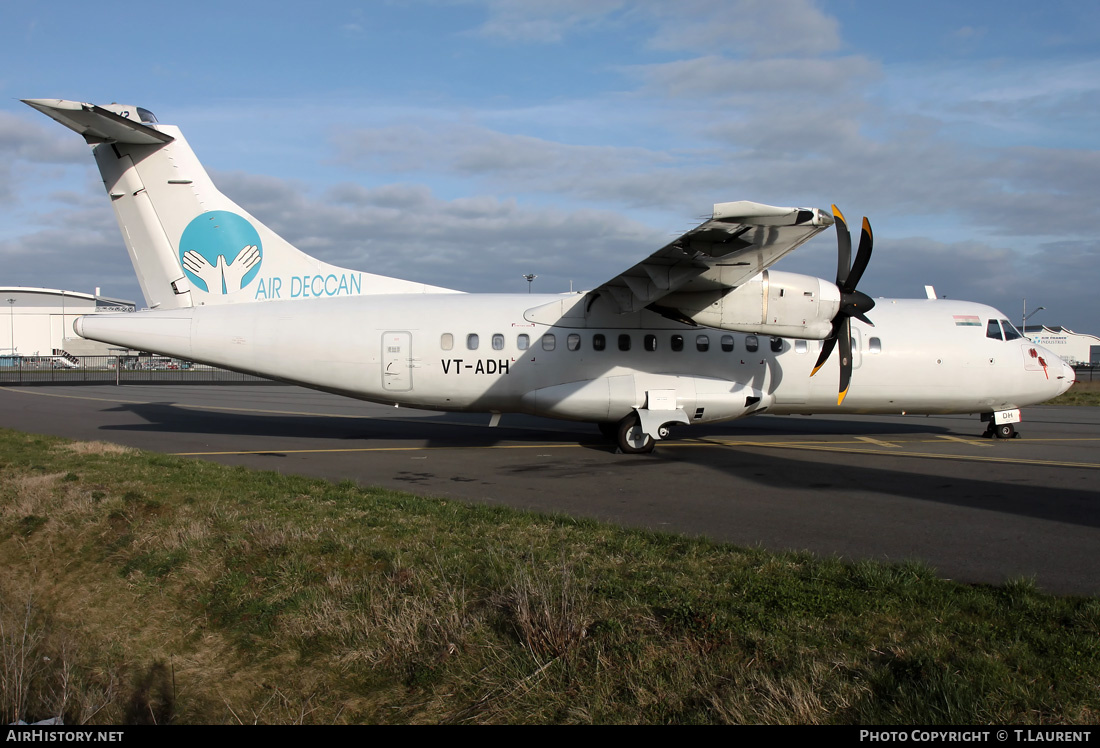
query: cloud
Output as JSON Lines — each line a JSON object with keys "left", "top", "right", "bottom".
{"left": 0, "top": 200, "right": 136, "bottom": 299}
{"left": 332, "top": 120, "right": 716, "bottom": 212}
{"left": 644, "top": 0, "right": 842, "bottom": 57}
{"left": 216, "top": 171, "right": 669, "bottom": 293}
{"left": 473, "top": 0, "right": 842, "bottom": 57}
{"left": 473, "top": 0, "right": 628, "bottom": 43}
{"left": 336, "top": 122, "right": 665, "bottom": 178}
{"left": 0, "top": 110, "right": 88, "bottom": 164}
{"left": 2, "top": 1, "right": 1095, "bottom": 335}
{"left": 625, "top": 54, "right": 879, "bottom": 98}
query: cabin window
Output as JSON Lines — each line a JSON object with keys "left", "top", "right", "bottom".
{"left": 795, "top": 340, "right": 808, "bottom": 354}
{"left": 746, "top": 335, "right": 759, "bottom": 352}
{"left": 542, "top": 334, "right": 556, "bottom": 351}
{"left": 696, "top": 335, "right": 709, "bottom": 352}
{"left": 721, "top": 335, "right": 734, "bottom": 352}
{"left": 618, "top": 334, "right": 631, "bottom": 351}
{"left": 567, "top": 333, "right": 581, "bottom": 351}
{"left": 986, "top": 319, "right": 1003, "bottom": 341}
{"left": 593, "top": 334, "right": 606, "bottom": 351}
{"left": 770, "top": 337, "right": 783, "bottom": 353}
{"left": 868, "top": 337, "right": 882, "bottom": 353}
{"left": 671, "top": 334, "right": 684, "bottom": 352}
{"left": 1000, "top": 320, "right": 1023, "bottom": 341}
{"left": 467, "top": 333, "right": 479, "bottom": 350}
{"left": 492, "top": 333, "right": 505, "bottom": 351}
{"left": 644, "top": 334, "right": 657, "bottom": 352}
{"left": 441, "top": 333, "right": 454, "bottom": 351}
{"left": 517, "top": 334, "right": 530, "bottom": 350}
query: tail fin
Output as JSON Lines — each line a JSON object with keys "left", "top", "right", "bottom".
{"left": 25, "top": 99, "right": 457, "bottom": 309}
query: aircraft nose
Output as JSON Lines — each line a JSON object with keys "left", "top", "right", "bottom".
{"left": 1049, "top": 356, "right": 1076, "bottom": 398}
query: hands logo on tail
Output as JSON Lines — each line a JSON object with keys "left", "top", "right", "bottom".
{"left": 179, "top": 211, "right": 263, "bottom": 294}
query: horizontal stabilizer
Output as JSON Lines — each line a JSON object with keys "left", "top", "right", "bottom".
{"left": 22, "top": 99, "right": 173, "bottom": 145}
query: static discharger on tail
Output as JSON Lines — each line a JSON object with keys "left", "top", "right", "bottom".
{"left": 24, "top": 98, "right": 1075, "bottom": 453}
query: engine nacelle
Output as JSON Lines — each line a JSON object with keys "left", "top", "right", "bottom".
{"left": 661, "top": 270, "right": 839, "bottom": 339}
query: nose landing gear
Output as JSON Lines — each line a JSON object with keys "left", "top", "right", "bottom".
{"left": 984, "top": 422, "right": 1017, "bottom": 439}
{"left": 981, "top": 411, "right": 1019, "bottom": 439}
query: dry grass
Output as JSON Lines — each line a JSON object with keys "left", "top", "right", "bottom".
{"left": 1047, "top": 379, "right": 1100, "bottom": 405}
{"left": 57, "top": 441, "right": 137, "bottom": 456}
{"left": 0, "top": 583, "right": 124, "bottom": 725}
{"left": 496, "top": 564, "right": 593, "bottom": 664}
{"left": 0, "top": 428, "right": 1098, "bottom": 724}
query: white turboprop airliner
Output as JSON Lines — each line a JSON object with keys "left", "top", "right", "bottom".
{"left": 25, "top": 98, "right": 1075, "bottom": 452}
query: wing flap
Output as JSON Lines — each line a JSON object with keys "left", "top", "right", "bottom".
{"left": 595, "top": 201, "right": 832, "bottom": 313}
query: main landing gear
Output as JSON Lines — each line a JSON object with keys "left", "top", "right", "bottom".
{"left": 599, "top": 413, "right": 678, "bottom": 454}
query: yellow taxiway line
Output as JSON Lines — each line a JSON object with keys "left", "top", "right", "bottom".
{"left": 4, "top": 386, "right": 1098, "bottom": 469}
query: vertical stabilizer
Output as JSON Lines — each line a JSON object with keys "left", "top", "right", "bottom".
{"left": 24, "top": 99, "right": 458, "bottom": 309}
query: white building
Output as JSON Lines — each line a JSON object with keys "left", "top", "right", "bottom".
{"left": 1, "top": 287, "right": 135, "bottom": 357}
{"left": 1023, "top": 325, "right": 1100, "bottom": 366}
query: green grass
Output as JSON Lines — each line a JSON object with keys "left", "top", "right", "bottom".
{"left": 1046, "top": 380, "right": 1100, "bottom": 406}
{"left": 0, "top": 428, "right": 1097, "bottom": 724}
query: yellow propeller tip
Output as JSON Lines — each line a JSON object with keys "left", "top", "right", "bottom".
{"left": 831, "top": 205, "right": 847, "bottom": 224}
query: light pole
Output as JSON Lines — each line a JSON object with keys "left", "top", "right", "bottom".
{"left": 1022, "top": 300, "right": 1045, "bottom": 340}
{"left": 523, "top": 274, "right": 537, "bottom": 293}
{"left": 6, "top": 298, "right": 14, "bottom": 356}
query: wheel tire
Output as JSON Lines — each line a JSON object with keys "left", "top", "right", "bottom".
{"left": 616, "top": 414, "right": 655, "bottom": 454}
{"left": 995, "top": 423, "right": 1015, "bottom": 439}
{"left": 597, "top": 422, "right": 618, "bottom": 441}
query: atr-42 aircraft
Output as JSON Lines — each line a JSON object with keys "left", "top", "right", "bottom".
{"left": 25, "top": 98, "right": 1075, "bottom": 453}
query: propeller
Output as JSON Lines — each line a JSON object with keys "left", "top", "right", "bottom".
{"left": 810, "top": 205, "right": 875, "bottom": 405}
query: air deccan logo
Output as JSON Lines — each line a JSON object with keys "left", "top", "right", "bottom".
{"left": 179, "top": 211, "right": 263, "bottom": 294}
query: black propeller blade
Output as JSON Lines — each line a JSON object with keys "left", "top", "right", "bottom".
{"left": 811, "top": 205, "right": 875, "bottom": 405}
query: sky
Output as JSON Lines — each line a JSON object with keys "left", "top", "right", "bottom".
{"left": 1, "top": 0, "right": 1097, "bottom": 333}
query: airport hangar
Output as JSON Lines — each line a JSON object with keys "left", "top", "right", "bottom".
{"left": 1024, "top": 325, "right": 1100, "bottom": 366}
{"left": 0, "top": 286, "right": 135, "bottom": 358}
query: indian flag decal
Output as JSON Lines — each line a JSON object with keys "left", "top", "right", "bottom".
{"left": 953, "top": 315, "right": 982, "bottom": 327}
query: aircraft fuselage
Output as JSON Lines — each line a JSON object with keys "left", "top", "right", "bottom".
{"left": 75, "top": 292, "right": 1074, "bottom": 427}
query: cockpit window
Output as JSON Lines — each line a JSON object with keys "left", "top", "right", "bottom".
{"left": 136, "top": 107, "right": 158, "bottom": 124}
{"left": 986, "top": 319, "right": 1003, "bottom": 341}
{"left": 1000, "top": 320, "right": 1023, "bottom": 341}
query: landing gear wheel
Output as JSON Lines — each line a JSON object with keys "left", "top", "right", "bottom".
{"left": 616, "top": 414, "right": 655, "bottom": 454}
{"left": 995, "top": 423, "right": 1016, "bottom": 439}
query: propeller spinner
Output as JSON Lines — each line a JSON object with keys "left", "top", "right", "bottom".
{"left": 810, "top": 205, "right": 875, "bottom": 405}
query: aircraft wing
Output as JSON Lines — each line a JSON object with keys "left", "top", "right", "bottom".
{"left": 593, "top": 201, "right": 833, "bottom": 313}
